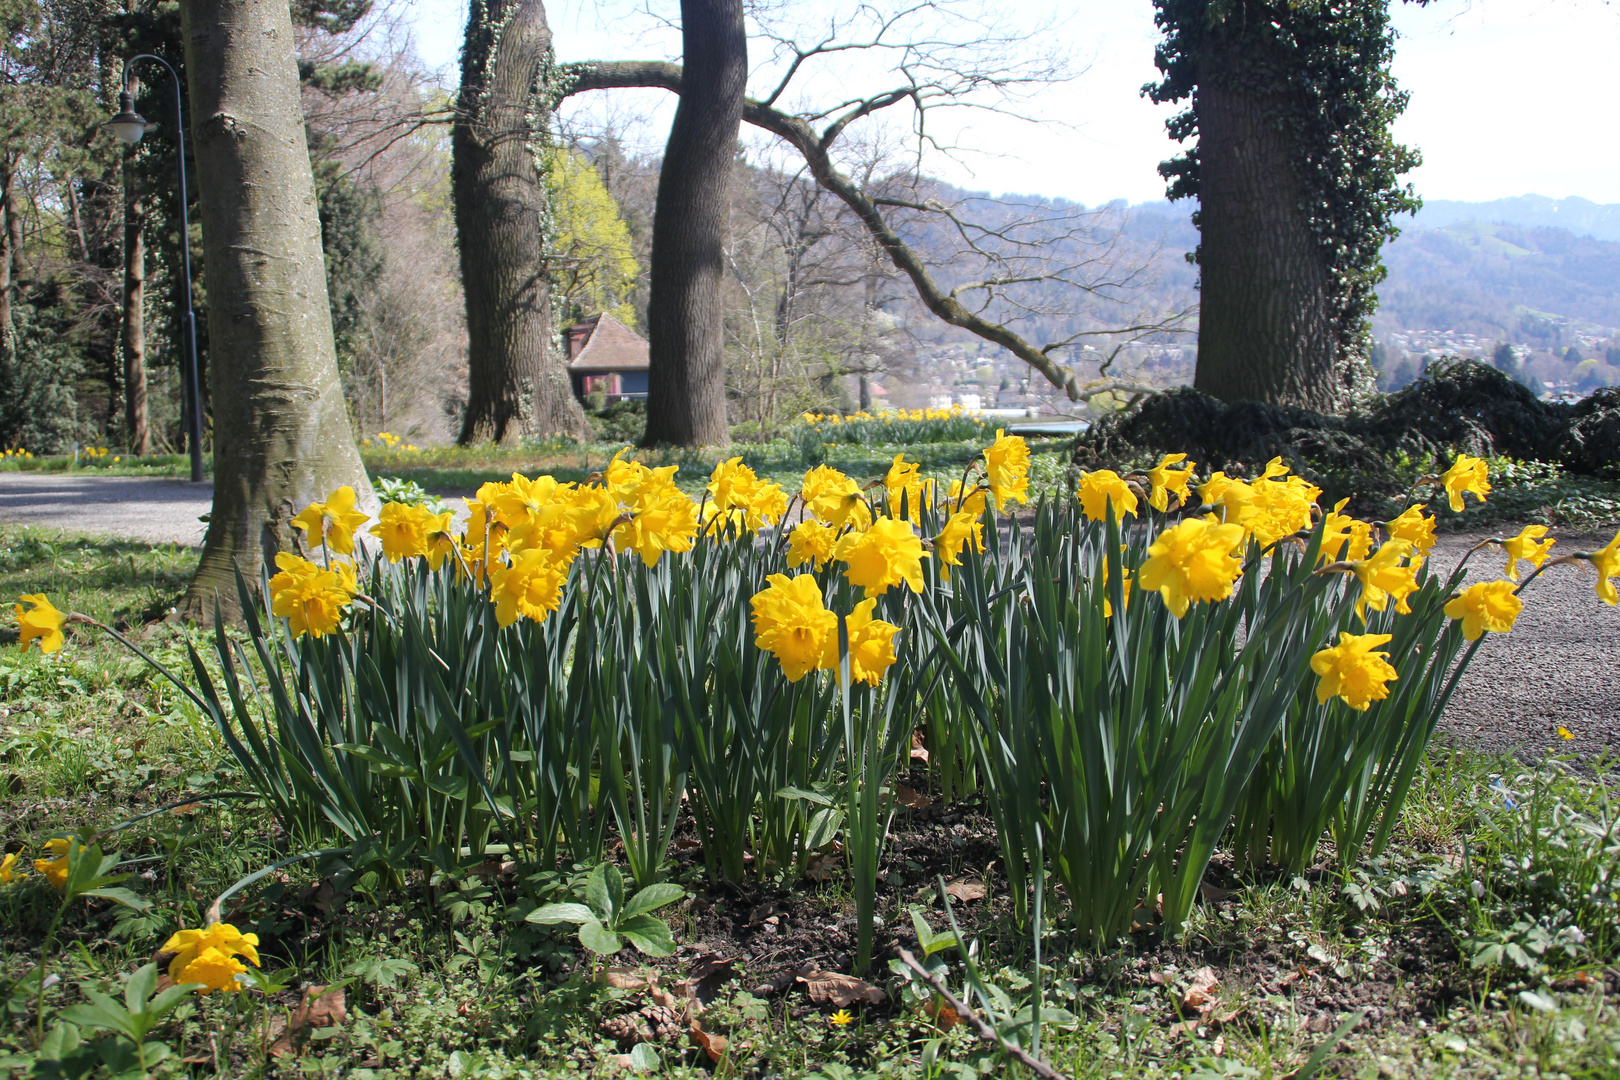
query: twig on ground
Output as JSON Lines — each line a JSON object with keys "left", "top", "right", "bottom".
{"left": 895, "top": 948, "right": 1069, "bottom": 1080}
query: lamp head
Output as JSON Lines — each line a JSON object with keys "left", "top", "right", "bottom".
{"left": 103, "top": 90, "right": 149, "bottom": 146}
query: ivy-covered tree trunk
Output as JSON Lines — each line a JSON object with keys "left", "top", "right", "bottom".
{"left": 180, "top": 0, "right": 374, "bottom": 619}
{"left": 0, "top": 163, "right": 16, "bottom": 359}
{"left": 1148, "top": 0, "right": 1419, "bottom": 413}
{"left": 453, "top": 0, "right": 589, "bottom": 445}
{"left": 641, "top": 0, "right": 745, "bottom": 447}
{"left": 122, "top": 161, "right": 150, "bottom": 455}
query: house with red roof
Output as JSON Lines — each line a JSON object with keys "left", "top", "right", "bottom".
{"left": 564, "top": 312, "right": 649, "bottom": 404}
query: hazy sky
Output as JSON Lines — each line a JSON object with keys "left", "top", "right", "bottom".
{"left": 400, "top": 0, "right": 1620, "bottom": 207}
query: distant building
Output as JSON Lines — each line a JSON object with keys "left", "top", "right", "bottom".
{"left": 564, "top": 313, "right": 648, "bottom": 404}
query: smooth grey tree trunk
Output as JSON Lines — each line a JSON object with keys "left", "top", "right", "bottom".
{"left": 1191, "top": 71, "right": 1344, "bottom": 411}
{"left": 641, "top": 0, "right": 745, "bottom": 447}
{"left": 180, "top": 0, "right": 375, "bottom": 619}
{"left": 122, "top": 162, "right": 150, "bottom": 455}
{"left": 453, "top": 0, "right": 590, "bottom": 445}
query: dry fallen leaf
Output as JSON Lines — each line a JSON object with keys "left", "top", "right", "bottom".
{"left": 894, "top": 784, "right": 933, "bottom": 811}
{"left": 803, "top": 852, "right": 842, "bottom": 882}
{"left": 942, "top": 878, "right": 986, "bottom": 903}
{"left": 688, "top": 1020, "right": 729, "bottom": 1063}
{"left": 921, "top": 997, "right": 960, "bottom": 1031}
{"left": 680, "top": 954, "right": 737, "bottom": 1005}
{"left": 598, "top": 967, "right": 651, "bottom": 990}
{"left": 1212, "top": 1033, "right": 1226, "bottom": 1056}
{"left": 1198, "top": 881, "right": 1239, "bottom": 903}
{"left": 798, "top": 970, "right": 886, "bottom": 1007}
{"left": 270, "top": 985, "right": 347, "bottom": 1058}
{"left": 910, "top": 729, "right": 930, "bottom": 764}
{"left": 1182, "top": 966, "right": 1220, "bottom": 1017}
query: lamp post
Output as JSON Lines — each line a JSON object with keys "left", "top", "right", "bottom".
{"left": 103, "top": 55, "right": 205, "bottom": 484}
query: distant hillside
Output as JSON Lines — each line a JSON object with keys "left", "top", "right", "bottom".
{"left": 1413, "top": 196, "right": 1620, "bottom": 243}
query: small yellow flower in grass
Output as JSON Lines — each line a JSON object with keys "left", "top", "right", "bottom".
{"left": 370, "top": 502, "right": 432, "bottom": 563}
{"left": 1311, "top": 632, "right": 1399, "bottom": 711}
{"left": 786, "top": 519, "right": 840, "bottom": 570}
{"left": 1350, "top": 540, "right": 1422, "bottom": 621}
{"left": 1439, "top": 454, "right": 1490, "bottom": 512}
{"left": 750, "top": 574, "right": 837, "bottom": 681}
{"left": 1557, "top": 726, "right": 1575, "bottom": 741}
{"left": 1136, "top": 517, "right": 1247, "bottom": 618}
{"left": 14, "top": 594, "right": 67, "bottom": 654}
{"left": 1146, "top": 453, "right": 1195, "bottom": 512}
{"left": 1501, "top": 525, "right": 1555, "bottom": 581}
{"left": 833, "top": 517, "right": 927, "bottom": 598}
{"left": 163, "top": 923, "right": 261, "bottom": 994}
{"left": 933, "top": 511, "right": 985, "bottom": 582}
{"left": 983, "top": 430, "right": 1030, "bottom": 512}
{"left": 1, "top": 851, "right": 23, "bottom": 884}
{"left": 35, "top": 838, "right": 70, "bottom": 889}
{"left": 487, "top": 548, "right": 568, "bottom": 627}
{"left": 269, "top": 554, "right": 357, "bottom": 639}
{"left": 1077, "top": 470, "right": 1138, "bottom": 524}
{"left": 1587, "top": 528, "right": 1620, "bottom": 606}
{"left": 1444, "top": 579, "right": 1523, "bottom": 641}
{"left": 290, "top": 486, "right": 369, "bottom": 555}
{"left": 829, "top": 1009, "right": 854, "bottom": 1027}
{"left": 823, "top": 598, "right": 900, "bottom": 687}
{"left": 1385, "top": 505, "right": 1437, "bottom": 557}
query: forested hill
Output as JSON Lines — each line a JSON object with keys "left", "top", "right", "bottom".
{"left": 1412, "top": 196, "right": 1620, "bottom": 243}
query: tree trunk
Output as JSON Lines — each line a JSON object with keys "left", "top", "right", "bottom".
{"left": 453, "top": 0, "right": 590, "bottom": 445}
{"left": 0, "top": 164, "right": 14, "bottom": 360}
{"left": 122, "top": 161, "right": 150, "bottom": 456}
{"left": 1190, "top": 70, "right": 1342, "bottom": 411}
{"left": 640, "top": 0, "right": 745, "bottom": 447}
{"left": 179, "top": 0, "right": 375, "bottom": 619}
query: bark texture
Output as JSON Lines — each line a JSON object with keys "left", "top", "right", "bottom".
{"left": 1191, "top": 74, "right": 1341, "bottom": 411}
{"left": 122, "top": 163, "right": 149, "bottom": 455}
{"left": 180, "top": 0, "right": 374, "bottom": 618}
{"left": 0, "top": 165, "right": 16, "bottom": 359}
{"left": 453, "top": 0, "right": 589, "bottom": 445}
{"left": 640, "top": 0, "right": 746, "bottom": 447}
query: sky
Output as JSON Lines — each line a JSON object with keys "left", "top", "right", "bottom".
{"left": 399, "top": 0, "right": 1620, "bottom": 208}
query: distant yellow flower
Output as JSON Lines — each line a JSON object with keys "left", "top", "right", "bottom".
{"left": 824, "top": 598, "right": 900, "bottom": 687}
{"left": 1591, "top": 529, "right": 1620, "bottom": 606}
{"left": 1438, "top": 454, "right": 1490, "bottom": 512}
{"left": 983, "top": 430, "right": 1030, "bottom": 512}
{"left": 1146, "top": 453, "right": 1194, "bottom": 512}
{"left": 786, "top": 519, "right": 840, "bottom": 570}
{"left": 35, "top": 837, "right": 70, "bottom": 889}
{"left": 1386, "top": 505, "right": 1438, "bottom": 557}
{"left": 613, "top": 492, "right": 700, "bottom": 567}
{"left": 750, "top": 574, "right": 838, "bottom": 681}
{"left": 933, "top": 511, "right": 985, "bottom": 581}
{"left": 1311, "top": 632, "right": 1398, "bottom": 711}
{"left": 1319, "top": 500, "right": 1374, "bottom": 564}
{"left": 1557, "top": 726, "right": 1575, "bottom": 741}
{"left": 1137, "top": 518, "right": 1247, "bottom": 618}
{"left": 1501, "top": 525, "right": 1554, "bottom": 581}
{"left": 1077, "top": 470, "right": 1138, "bottom": 524}
{"left": 290, "top": 486, "right": 369, "bottom": 555}
{"left": 833, "top": 517, "right": 927, "bottom": 598}
{"left": 1, "top": 851, "right": 23, "bottom": 885}
{"left": 268, "top": 554, "right": 357, "bottom": 638}
{"left": 487, "top": 548, "right": 568, "bottom": 627}
{"left": 1444, "top": 579, "right": 1523, "bottom": 641}
{"left": 801, "top": 465, "right": 872, "bottom": 530}
{"left": 829, "top": 1008, "right": 854, "bottom": 1026}
{"left": 370, "top": 502, "right": 432, "bottom": 563}
{"left": 163, "top": 923, "right": 261, "bottom": 994}
{"left": 1350, "top": 540, "right": 1422, "bottom": 621}
{"left": 14, "top": 594, "right": 67, "bottom": 654}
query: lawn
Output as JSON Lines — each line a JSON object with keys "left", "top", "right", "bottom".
{"left": 4, "top": 500, "right": 1620, "bottom": 1080}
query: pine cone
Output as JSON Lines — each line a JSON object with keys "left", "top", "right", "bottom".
{"left": 637, "top": 1004, "right": 685, "bottom": 1041}
{"left": 599, "top": 1014, "right": 652, "bottom": 1046}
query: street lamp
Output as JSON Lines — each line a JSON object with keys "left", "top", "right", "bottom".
{"left": 103, "top": 55, "right": 206, "bottom": 484}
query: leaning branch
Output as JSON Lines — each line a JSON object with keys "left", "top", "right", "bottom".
{"left": 560, "top": 61, "right": 1164, "bottom": 402}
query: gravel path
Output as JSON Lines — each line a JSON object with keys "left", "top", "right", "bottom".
{"left": 1, "top": 474, "right": 1615, "bottom": 757}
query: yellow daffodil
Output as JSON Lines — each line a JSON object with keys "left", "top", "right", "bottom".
{"left": 1501, "top": 525, "right": 1554, "bottom": 581}
{"left": 1099, "top": 559, "right": 1133, "bottom": 618}
{"left": 786, "top": 519, "right": 840, "bottom": 570}
{"left": 1244, "top": 462, "right": 1319, "bottom": 548}
{"left": 487, "top": 548, "right": 568, "bottom": 627}
{"left": 424, "top": 511, "right": 458, "bottom": 572}
{"left": 268, "top": 553, "right": 357, "bottom": 639}
{"left": 1586, "top": 528, "right": 1620, "bottom": 606}
{"left": 983, "top": 431, "right": 1030, "bottom": 512}
{"left": 1, "top": 851, "right": 23, "bottom": 885}
{"left": 947, "top": 479, "right": 988, "bottom": 519}
{"left": 832, "top": 517, "right": 928, "bottom": 598}
{"left": 1146, "top": 453, "right": 1195, "bottom": 512}
{"left": 934, "top": 511, "right": 985, "bottom": 582}
{"left": 801, "top": 465, "right": 872, "bottom": 530}
{"left": 1438, "top": 454, "right": 1490, "bottom": 512}
{"left": 1385, "top": 505, "right": 1437, "bottom": 557}
{"left": 290, "top": 486, "right": 369, "bottom": 555}
{"left": 612, "top": 492, "right": 700, "bottom": 567}
{"left": 34, "top": 837, "right": 70, "bottom": 889}
{"left": 1077, "top": 470, "right": 1138, "bottom": 524}
{"left": 1197, "top": 471, "right": 1255, "bottom": 516}
{"left": 750, "top": 574, "right": 838, "bottom": 681}
{"left": 162, "top": 923, "right": 261, "bottom": 994}
{"left": 1350, "top": 540, "right": 1422, "bottom": 621}
{"left": 1311, "top": 631, "right": 1399, "bottom": 711}
{"left": 824, "top": 598, "right": 900, "bottom": 687}
{"left": 370, "top": 502, "right": 432, "bottom": 563}
{"left": 1137, "top": 518, "right": 1247, "bottom": 618}
{"left": 14, "top": 594, "right": 67, "bottom": 654}
{"left": 1319, "top": 500, "right": 1373, "bottom": 564}
{"left": 705, "top": 458, "right": 787, "bottom": 531}
{"left": 1444, "top": 579, "right": 1523, "bottom": 641}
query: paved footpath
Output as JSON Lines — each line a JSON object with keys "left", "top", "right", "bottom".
{"left": 1, "top": 473, "right": 1616, "bottom": 758}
